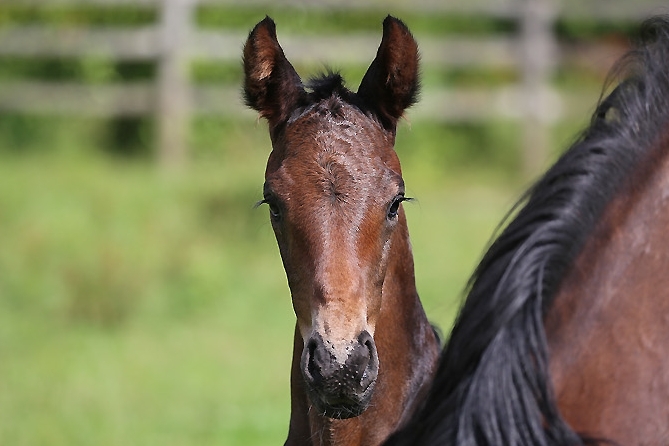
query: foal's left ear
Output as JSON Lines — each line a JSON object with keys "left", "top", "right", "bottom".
{"left": 358, "top": 16, "right": 420, "bottom": 131}
{"left": 243, "top": 17, "right": 305, "bottom": 129}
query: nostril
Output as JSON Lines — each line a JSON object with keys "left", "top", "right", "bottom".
{"left": 302, "top": 337, "right": 319, "bottom": 384}
{"left": 308, "top": 355, "right": 320, "bottom": 384}
{"left": 357, "top": 331, "right": 379, "bottom": 389}
{"left": 303, "top": 335, "right": 335, "bottom": 388}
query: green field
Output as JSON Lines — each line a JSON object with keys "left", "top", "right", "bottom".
{"left": 0, "top": 117, "right": 538, "bottom": 445}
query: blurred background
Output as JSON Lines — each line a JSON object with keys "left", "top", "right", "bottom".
{"left": 0, "top": 0, "right": 666, "bottom": 444}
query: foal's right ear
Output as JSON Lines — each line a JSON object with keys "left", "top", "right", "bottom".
{"left": 243, "top": 17, "right": 305, "bottom": 129}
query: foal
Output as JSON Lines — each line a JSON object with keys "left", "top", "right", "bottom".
{"left": 243, "top": 16, "right": 440, "bottom": 446}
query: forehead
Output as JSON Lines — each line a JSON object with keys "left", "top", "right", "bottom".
{"left": 267, "top": 97, "right": 402, "bottom": 180}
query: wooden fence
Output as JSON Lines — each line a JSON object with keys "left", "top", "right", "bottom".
{"left": 0, "top": 0, "right": 667, "bottom": 172}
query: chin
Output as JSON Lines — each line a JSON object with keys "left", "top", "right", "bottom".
{"left": 309, "top": 382, "right": 376, "bottom": 419}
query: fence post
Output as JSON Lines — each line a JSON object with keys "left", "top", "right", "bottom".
{"left": 519, "top": 0, "right": 559, "bottom": 177}
{"left": 157, "top": 0, "right": 194, "bottom": 169}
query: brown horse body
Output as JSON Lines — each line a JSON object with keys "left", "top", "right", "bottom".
{"left": 243, "top": 17, "right": 440, "bottom": 446}
{"left": 548, "top": 129, "right": 669, "bottom": 443}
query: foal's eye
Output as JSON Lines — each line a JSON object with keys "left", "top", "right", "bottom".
{"left": 258, "top": 196, "right": 282, "bottom": 221}
{"left": 267, "top": 200, "right": 281, "bottom": 221}
{"left": 387, "top": 194, "right": 406, "bottom": 220}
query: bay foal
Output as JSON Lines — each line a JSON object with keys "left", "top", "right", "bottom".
{"left": 244, "top": 16, "right": 440, "bottom": 446}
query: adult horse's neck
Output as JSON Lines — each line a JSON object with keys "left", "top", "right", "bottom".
{"left": 547, "top": 128, "right": 669, "bottom": 445}
{"left": 287, "top": 215, "right": 440, "bottom": 446}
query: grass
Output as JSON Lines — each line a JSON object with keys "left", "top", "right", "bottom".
{"left": 0, "top": 147, "right": 285, "bottom": 441}
{"left": 0, "top": 118, "right": 526, "bottom": 444}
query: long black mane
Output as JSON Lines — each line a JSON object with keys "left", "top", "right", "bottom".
{"left": 387, "top": 16, "right": 669, "bottom": 446}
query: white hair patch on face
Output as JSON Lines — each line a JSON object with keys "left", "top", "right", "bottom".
{"left": 310, "top": 298, "right": 372, "bottom": 364}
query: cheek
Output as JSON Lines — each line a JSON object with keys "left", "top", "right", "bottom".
{"left": 366, "top": 236, "right": 392, "bottom": 291}
{"left": 274, "top": 227, "right": 315, "bottom": 334}
{"left": 292, "top": 294, "right": 313, "bottom": 339}
{"left": 370, "top": 221, "right": 396, "bottom": 282}
{"left": 361, "top": 230, "right": 395, "bottom": 331}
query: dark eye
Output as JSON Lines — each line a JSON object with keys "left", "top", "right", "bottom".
{"left": 387, "top": 194, "right": 406, "bottom": 220}
{"left": 267, "top": 200, "right": 281, "bottom": 221}
{"left": 257, "top": 194, "right": 282, "bottom": 222}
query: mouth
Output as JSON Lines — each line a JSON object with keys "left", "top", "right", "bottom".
{"left": 307, "top": 380, "right": 376, "bottom": 419}
{"left": 319, "top": 402, "right": 366, "bottom": 419}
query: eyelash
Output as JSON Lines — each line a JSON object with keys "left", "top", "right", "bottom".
{"left": 258, "top": 197, "right": 282, "bottom": 221}
{"left": 388, "top": 194, "right": 410, "bottom": 220}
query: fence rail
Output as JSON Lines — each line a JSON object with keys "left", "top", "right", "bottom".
{"left": 0, "top": 28, "right": 522, "bottom": 67}
{"left": 0, "top": 81, "right": 599, "bottom": 121}
{"left": 0, "top": 0, "right": 667, "bottom": 171}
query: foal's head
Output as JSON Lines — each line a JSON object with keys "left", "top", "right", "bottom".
{"left": 244, "top": 16, "right": 419, "bottom": 419}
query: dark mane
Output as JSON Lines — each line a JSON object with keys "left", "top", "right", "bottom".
{"left": 287, "top": 71, "right": 418, "bottom": 129}
{"left": 306, "top": 72, "right": 350, "bottom": 101}
{"left": 281, "top": 72, "right": 360, "bottom": 124}
{"left": 388, "top": 16, "right": 669, "bottom": 446}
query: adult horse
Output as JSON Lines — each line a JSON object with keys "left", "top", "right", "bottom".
{"left": 243, "top": 16, "right": 440, "bottom": 446}
{"left": 385, "top": 16, "right": 669, "bottom": 446}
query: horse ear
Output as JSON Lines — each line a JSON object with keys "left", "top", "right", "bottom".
{"left": 358, "top": 16, "right": 420, "bottom": 130}
{"left": 243, "top": 17, "right": 305, "bottom": 129}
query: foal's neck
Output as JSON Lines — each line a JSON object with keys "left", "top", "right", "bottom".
{"left": 375, "top": 217, "right": 440, "bottom": 423}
